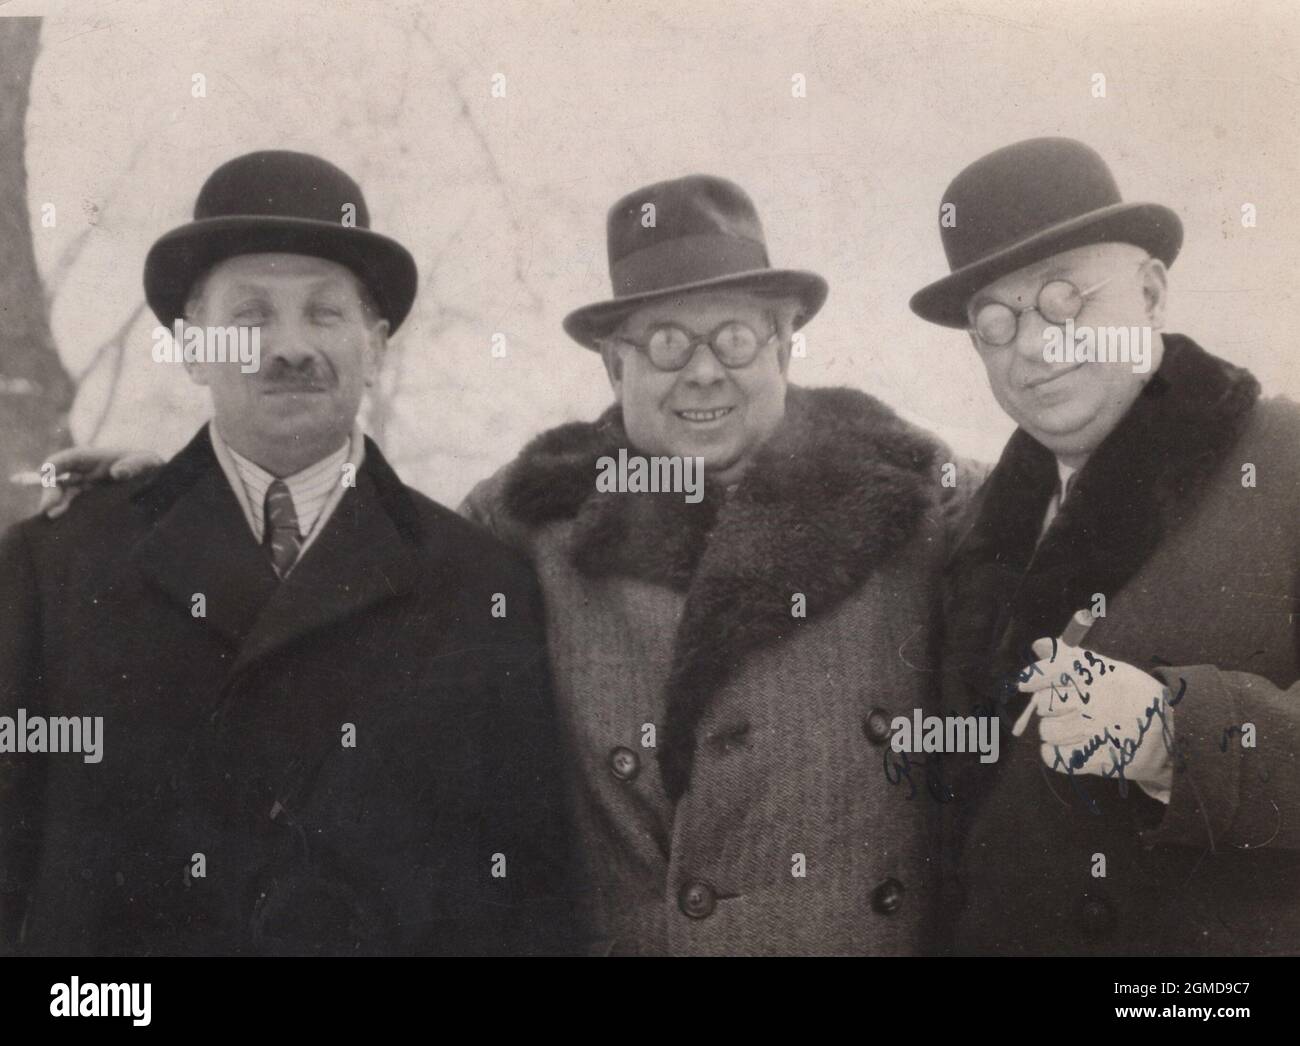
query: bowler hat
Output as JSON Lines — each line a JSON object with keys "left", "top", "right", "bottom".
{"left": 563, "top": 174, "right": 828, "bottom": 349}
{"left": 909, "top": 138, "right": 1183, "bottom": 328}
{"left": 144, "top": 150, "right": 418, "bottom": 331}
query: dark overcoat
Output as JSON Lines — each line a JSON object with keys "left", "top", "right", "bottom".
{"left": 0, "top": 427, "right": 569, "bottom": 956}
{"left": 940, "top": 336, "right": 1300, "bottom": 955}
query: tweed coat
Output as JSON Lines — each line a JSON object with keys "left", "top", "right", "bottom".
{"left": 462, "top": 384, "right": 973, "bottom": 955}
{"left": 0, "top": 427, "right": 569, "bottom": 956}
{"left": 939, "top": 336, "right": 1300, "bottom": 955}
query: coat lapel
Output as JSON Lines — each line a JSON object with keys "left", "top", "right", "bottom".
{"left": 227, "top": 451, "right": 422, "bottom": 678}
{"left": 130, "top": 428, "right": 279, "bottom": 644}
{"left": 131, "top": 429, "right": 424, "bottom": 678}
{"left": 504, "top": 384, "right": 943, "bottom": 800}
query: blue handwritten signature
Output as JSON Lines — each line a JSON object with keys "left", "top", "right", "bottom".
{"left": 883, "top": 746, "right": 955, "bottom": 802}
{"left": 1044, "top": 675, "right": 1187, "bottom": 814}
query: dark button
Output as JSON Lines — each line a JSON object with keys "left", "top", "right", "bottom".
{"left": 863, "top": 709, "right": 893, "bottom": 745}
{"left": 678, "top": 879, "right": 717, "bottom": 919}
{"left": 80, "top": 867, "right": 93, "bottom": 881}
{"left": 1078, "top": 897, "right": 1116, "bottom": 937}
{"left": 609, "top": 746, "right": 640, "bottom": 781}
{"left": 871, "top": 877, "right": 905, "bottom": 914}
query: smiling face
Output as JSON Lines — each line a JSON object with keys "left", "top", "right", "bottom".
{"left": 967, "top": 242, "right": 1168, "bottom": 467}
{"left": 184, "top": 253, "right": 388, "bottom": 476}
{"left": 600, "top": 289, "right": 795, "bottom": 485}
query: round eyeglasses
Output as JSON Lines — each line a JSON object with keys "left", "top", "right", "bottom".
{"left": 970, "top": 277, "right": 1112, "bottom": 347}
{"left": 614, "top": 320, "right": 776, "bottom": 372}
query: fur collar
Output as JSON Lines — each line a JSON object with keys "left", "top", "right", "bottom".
{"left": 505, "top": 384, "right": 943, "bottom": 800}
{"left": 943, "top": 334, "right": 1261, "bottom": 719}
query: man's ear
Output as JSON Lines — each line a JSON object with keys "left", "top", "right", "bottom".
{"left": 1139, "top": 257, "right": 1169, "bottom": 329}
{"left": 598, "top": 340, "right": 625, "bottom": 398}
{"left": 774, "top": 299, "right": 801, "bottom": 376}
{"left": 364, "top": 319, "right": 390, "bottom": 388}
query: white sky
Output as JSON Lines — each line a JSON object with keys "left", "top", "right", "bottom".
{"left": 11, "top": 0, "right": 1300, "bottom": 503}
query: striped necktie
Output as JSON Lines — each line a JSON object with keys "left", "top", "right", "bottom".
{"left": 263, "top": 479, "right": 303, "bottom": 578}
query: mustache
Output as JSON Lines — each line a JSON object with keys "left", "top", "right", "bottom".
{"left": 258, "top": 362, "right": 333, "bottom": 389}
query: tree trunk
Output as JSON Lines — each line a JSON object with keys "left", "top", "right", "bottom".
{"left": 0, "top": 17, "right": 73, "bottom": 530}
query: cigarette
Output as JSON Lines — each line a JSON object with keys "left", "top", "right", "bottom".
{"left": 1011, "top": 693, "right": 1040, "bottom": 737}
{"left": 9, "top": 471, "right": 73, "bottom": 487}
{"left": 1061, "top": 608, "right": 1095, "bottom": 648}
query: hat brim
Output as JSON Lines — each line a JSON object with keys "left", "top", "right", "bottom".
{"left": 144, "top": 216, "right": 419, "bottom": 332}
{"left": 562, "top": 269, "right": 829, "bottom": 350}
{"left": 909, "top": 202, "right": 1183, "bottom": 329}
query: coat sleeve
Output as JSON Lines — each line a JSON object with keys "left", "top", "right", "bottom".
{"left": 0, "top": 523, "right": 48, "bottom": 953}
{"left": 1142, "top": 657, "right": 1300, "bottom": 853}
{"left": 475, "top": 561, "right": 578, "bottom": 955}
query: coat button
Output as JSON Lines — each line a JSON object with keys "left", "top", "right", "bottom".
{"left": 678, "top": 879, "right": 717, "bottom": 919}
{"left": 1079, "top": 897, "right": 1116, "bottom": 937}
{"left": 863, "top": 709, "right": 894, "bottom": 745}
{"left": 871, "top": 877, "right": 905, "bottom": 914}
{"left": 609, "top": 746, "right": 640, "bottom": 781}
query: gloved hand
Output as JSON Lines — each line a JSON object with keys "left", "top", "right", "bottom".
{"left": 1016, "top": 636, "right": 1176, "bottom": 802}
{"left": 36, "top": 446, "right": 163, "bottom": 519}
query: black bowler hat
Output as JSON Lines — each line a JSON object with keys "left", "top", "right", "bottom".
{"left": 144, "top": 150, "right": 418, "bottom": 331}
{"left": 910, "top": 138, "right": 1183, "bottom": 328}
{"left": 563, "top": 174, "right": 828, "bottom": 349}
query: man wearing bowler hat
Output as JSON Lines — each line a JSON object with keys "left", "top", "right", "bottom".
{"left": 912, "top": 137, "right": 1300, "bottom": 954}
{"left": 461, "top": 174, "right": 976, "bottom": 954}
{"left": 0, "top": 151, "right": 569, "bottom": 955}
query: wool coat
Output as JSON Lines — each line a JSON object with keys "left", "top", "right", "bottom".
{"left": 939, "top": 335, "right": 1300, "bottom": 955}
{"left": 0, "top": 427, "right": 570, "bottom": 956}
{"left": 462, "top": 384, "right": 973, "bottom": 955}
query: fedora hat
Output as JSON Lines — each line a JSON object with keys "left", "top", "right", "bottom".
{"left": 909, "top": 138, "right": 1183, "bottom": 328}
{"left": 563, "top": 174, "right": 828, "bottom": 349}
{"left": 144, "top": 150, "right": 418, "bottom": 332}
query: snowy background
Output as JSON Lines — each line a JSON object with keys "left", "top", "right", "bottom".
{"left": 13, "top": 0, "right": 1300, "bottom": 504}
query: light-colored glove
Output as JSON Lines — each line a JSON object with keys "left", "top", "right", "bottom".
{"left": 37, "top": 447, "right": 164, "bottom": 519}
{"left": 1016, "top": 636, "right": 1176, "bottom": 802}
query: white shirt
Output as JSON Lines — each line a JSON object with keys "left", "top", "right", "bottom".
{"left": 209, "top": 421, "right": 366, "bottom": 563}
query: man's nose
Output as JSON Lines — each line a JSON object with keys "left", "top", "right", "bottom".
{"left": 679, "top": 341, "right": 725, "bottom": 384}
{"left": 262, "top": 318, "right": 320, "bottom": 368}
{"left": 1012, "top": 308, "right": 1052, "bottom": 363}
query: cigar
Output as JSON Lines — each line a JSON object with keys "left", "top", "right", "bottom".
{"left": 9, "top": 471, "right": 73, "bottom": 487}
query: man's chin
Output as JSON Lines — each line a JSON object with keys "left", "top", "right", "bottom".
{"left": 1022, "top": 409, "right": 1110, "bottom": 457}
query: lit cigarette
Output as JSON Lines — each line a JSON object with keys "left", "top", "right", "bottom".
{"left": 9, "top": 471, "right": 73, "bottom": 487}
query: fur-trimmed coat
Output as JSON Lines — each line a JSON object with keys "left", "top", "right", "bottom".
{"left": 462, "top": 384, "right": 973, "bottom": 955}
{"left": 939, "top": 335, "right": 1300, "bottom": 955}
